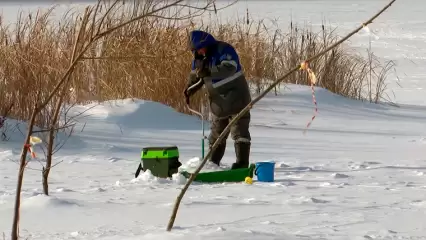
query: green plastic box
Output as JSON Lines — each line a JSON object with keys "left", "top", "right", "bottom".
{"left": 137, "top": 146, "right": 182, "bottom": 178}
{"left": 180, "top": 163, "right": 255, "bottom": 183}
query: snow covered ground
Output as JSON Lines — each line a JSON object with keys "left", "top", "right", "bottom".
{"left": 1, "top": 84, "right": 426, "bottom": 240}
{"left": 1, "top": 0, "right": 426, "bottom": 239}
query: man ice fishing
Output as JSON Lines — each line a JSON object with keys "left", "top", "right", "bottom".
{"left": 183, "top": 30, "right": 252, "bottom": 169}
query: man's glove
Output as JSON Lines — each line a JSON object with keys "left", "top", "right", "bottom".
{"left": 183, "top": 77, "right": 203, "bottom": 104}
{"left": 196, "top": 67, "right": 211, "bottom": 78}
{"left": 194, "top": 51, "right": 204, "bottom": 61}
{"left": 193, "top": 55, "right": 211, "bottom": 78}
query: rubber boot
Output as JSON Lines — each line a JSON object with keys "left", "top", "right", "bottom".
{"left": 209, "top": 142, "right": 226, "bottom": 166}
{"left": 231, "top": 141, "right": 250, "bottom": 169}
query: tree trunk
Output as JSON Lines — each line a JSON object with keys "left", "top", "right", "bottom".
{"left": 43, "top": 123, "right": 55, "bottom": 196}
{"left": 42, "top": 167, "right": 50, "bottom": 195}
{"left": 11, "top": 107, "right": 37, "bottom": 240}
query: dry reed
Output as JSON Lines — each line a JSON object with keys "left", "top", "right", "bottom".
{"left": 0, "top": 3, "right": 392, "bottom": 126}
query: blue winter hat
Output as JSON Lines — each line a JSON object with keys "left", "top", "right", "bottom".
{"left": 188, "top": 30, "right": 216, "bottom": 51}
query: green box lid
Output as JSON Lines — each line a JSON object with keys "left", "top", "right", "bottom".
{"left": 141, "top": 146, "right": 179, "bottom": 159}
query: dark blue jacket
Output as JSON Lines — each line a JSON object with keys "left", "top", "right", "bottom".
{"left": 187, "top": 30, "right": 251, "bottom": 118}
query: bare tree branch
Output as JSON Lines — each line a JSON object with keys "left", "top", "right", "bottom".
{"left": 32, "top": 123, "right": 76, "bottom": 134}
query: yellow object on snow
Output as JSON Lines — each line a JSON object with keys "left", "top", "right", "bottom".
{"left": 244, "top": 177, "right": 253, "bottom": 184}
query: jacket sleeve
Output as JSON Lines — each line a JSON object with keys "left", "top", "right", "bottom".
{"left": 209, "top": 46, "right": 239, "bottom": 80}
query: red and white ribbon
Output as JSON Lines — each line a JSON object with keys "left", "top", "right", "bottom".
{"left": 300, "top": 61, "right": 318, "bottom": 134}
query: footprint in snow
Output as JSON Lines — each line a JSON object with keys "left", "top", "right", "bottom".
{"left": 292, "top": 166, "right": 312, "bottom": 171}
{"left": 276, "top": 162, "right": 290, "bottom": 168}
{"left": 410, "top": 137, "right": 426, "bottom": 143}
{"left": 243, "top": 198, "right": 270, "bottom": 205}
{"left": 398, "top": 181, "right": 417, "bottom": 187}
{"left": 55, "top": 188, "right": 74, "bottom": 193}
{"left": 213, "top": 196, "right": 230, "bottom": 200}
{"left": 349, "top": 164, "right": 370, "bottom": 170}
{"left": 88, "top": 187, "right": 107, "bottom": 192}
{"left": 310, "top": 197, "right": 330, "bottom": 204}
{"left": 261, "top": 221, "right": 278, "bottom": 225}
{"left": 348, "top": 161, "right": 381, "bottom": 170}
{"left": 319, "top": 181, "right": 348, "bottom": 188}
{"left": 108, "top": 157, "right": 121, "bottom": 163}
{"left": 332, "top": 173, "right": 350, "bottom": 179}
{"left": 290, "top": 196, "right": 330, "bottom": 204}
{"left": 410, "top": 200, "right": 426, "bottom": 207}
{"left": 320, "top": 182, "right": 332, "bottom": 187}
{"left": 270, "top": 181, "right": 296, "bottom": 187}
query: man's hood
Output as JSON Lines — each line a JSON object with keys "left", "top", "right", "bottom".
{"left": 188, "top": 30, "right": 217, "bottom": 50}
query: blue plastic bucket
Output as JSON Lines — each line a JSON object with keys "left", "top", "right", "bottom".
{"left": 255, "top": 161, "right": 275, "bottom": 182}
